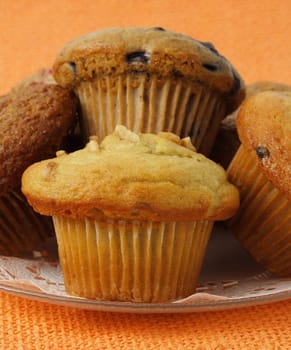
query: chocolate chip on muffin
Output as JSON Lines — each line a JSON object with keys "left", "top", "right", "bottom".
{"left": 256, "top": 145, "right": 270, "bottom": 159}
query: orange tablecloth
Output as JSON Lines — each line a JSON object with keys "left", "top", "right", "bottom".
{"left": 0, "top": 1, "right": 291, "bottom": 348}
{"left": 0, "top": 292, "right": 290, "bottom": 349}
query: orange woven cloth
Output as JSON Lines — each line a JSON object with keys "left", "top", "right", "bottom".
{"left": 0, "top": 292, "right": 290, "bottom": 349}
{"left": 0, "top": 1, "right": 291, "bottom": 349}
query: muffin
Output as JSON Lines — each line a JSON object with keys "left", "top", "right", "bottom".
{"left": 11, "top": 68, "right": 84, "bottom": 153}
{"left": 246, "top": 80, "right": 291, "bottom": 97}
{"left": 52, "top": 27, "right": 245, "bottom": 155}
{"left": 12, "top": 68, "right": 56, "bottom": 91}
{"left": 211, "top": 81, "right": 291, "bottom": 168}
{"left": 227, "top": 91, "right": 291, "bottom": 277}
{"left": 0, "top": 83, "right": 79, "bottom": 256}
{"left": 22, "top": 125, "right": 239, "bottom": 303}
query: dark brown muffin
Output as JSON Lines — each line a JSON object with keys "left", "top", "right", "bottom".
{"left": 0, "top": 94, "right": 9, "bottom": 111}
{"left": 11, "top": 68, "right": 56, "bottom": 92}
{"left": 0, "top": 83, "right": 79, "bottom": 256}
{"left": 0, "top": 83, "right": 79, "bottom": 192}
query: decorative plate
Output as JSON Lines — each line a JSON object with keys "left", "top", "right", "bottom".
{"left": 0, "top": 224, "right": 290, "bottom": 313}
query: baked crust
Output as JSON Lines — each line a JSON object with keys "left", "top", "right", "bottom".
{"left": 237, "top": 91, "right": 291, "bottom": 199}
{"left": 0, "top": 83, "right": 79, "bottom": 193}
{"left": 22, "top": 126, "right": 239, "bottom": 221}
{"left": 11, "top": 68, "right": 56, "bottom": 91}
{"left": 246, "top": 81, "right": 291, "bottom": 97}
{"left": 52, "top": 27, "right": 245, "bottom": 114}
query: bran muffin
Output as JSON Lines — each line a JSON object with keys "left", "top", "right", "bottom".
{"left": 22, "top": 125, "right": 239, "bottom": 303}
{"left": 53, "top": 27, "right": 245, "bottom": 155}
{"left": 227, "top": 91, "right": 291, "bottom": 276}
{"left": 12, "top": 68, "right": 56, "bottom": 91}
{"left": 0, "top": 83, "right": 79, "bottom": 256}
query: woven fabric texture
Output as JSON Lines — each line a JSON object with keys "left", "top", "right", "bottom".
{"left": 0, "top": 292, "right": 291, "bottom": 350}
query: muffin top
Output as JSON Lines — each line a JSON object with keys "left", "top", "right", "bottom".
{"left": 0, "top": 83, "right": 79, "bottom": 194}
{"left": 12, "top": 68, "right": 56, "bottom": 92}
{"left": 237, "top": 91, "right": 291, "bottom": 199}
{"left": 53, "top": 27, "right": 245, "bottom": 114}
{"left": 246, "top": 80, "right": 291, "bottom": 98}
{"left": 22, "top": 125, "right": 239, "bottom": 222}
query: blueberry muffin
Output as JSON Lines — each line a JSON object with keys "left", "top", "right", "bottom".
{"left": 53, "top": 27, "right": 245, "bottom": 155}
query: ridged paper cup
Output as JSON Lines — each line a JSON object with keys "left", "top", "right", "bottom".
{"left": 0, "top": 191, "right": 54, "bottom": 256}
{"left": 227, "top": 145, "right": 291, "bottom": 276}
{"left": 53, "top": 216, "right": 213, "bottom": 303}
{"left": 77, "top": 75, "right": 226, "bottom": 155}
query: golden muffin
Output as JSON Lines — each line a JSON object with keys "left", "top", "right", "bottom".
{"left": 22, "top": 126, "right": 239, "bottom": 303}
{"left": 227, "top": 91, "right": 291, "bottom": 276}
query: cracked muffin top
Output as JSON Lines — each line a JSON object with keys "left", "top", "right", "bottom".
{"left": 52, "top": 27, "right": 245, "bottom": 114}
{"left": 236, "top": 91, "right": 291, "bottom": 199}
{"left": 22, "top": 125, "right": 239, "bottom": 222}
{"left": 0, "top": 83, "right": 79, "bottom": 194}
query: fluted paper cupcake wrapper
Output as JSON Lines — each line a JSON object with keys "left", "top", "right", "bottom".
{"left": 228, "top": 145, "right": 291, "bottom": 276}
{"left": 0, "top": 191, "right": 54, "bottom": 256}
{"left": 76, "top": 75, "right": 226, "bottom": 155}
{"left": 53, "top": 217, "right": 213, "bottom": 303}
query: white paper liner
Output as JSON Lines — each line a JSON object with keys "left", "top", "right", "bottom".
{"left": 53, "top": 218, "right": 212, "bottom": 303}
{"left": 228, "top": 145, "right": 291, "bottom": 276}
{"left": 0, "top": 191, "right": 54, "bottom": 256}
{"left": 76, "top": 75, "right": 226, "bottom": 155}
